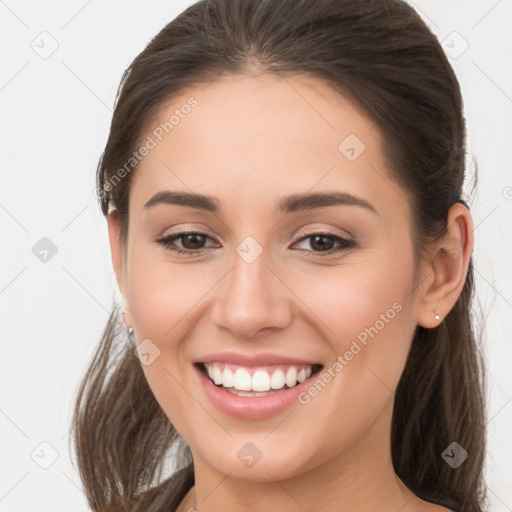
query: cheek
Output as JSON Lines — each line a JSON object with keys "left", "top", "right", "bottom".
{"left": 284, "top": 259, "right": 415, "bottom": 462}
{"left": 124, "top": 248, "right": 229, "bottom": 419}
{"left": 299, "top": 248, "right": 416, "bottom": 392}
{"left": 126, "top": 246, "right": 217, "bottom": 344}
{"left": 125, "top": 256, "right": 214, "bottom": 434}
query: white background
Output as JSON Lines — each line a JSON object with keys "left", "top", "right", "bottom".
{"left": 0, "top": 1, "right": 511, "bottom": 510}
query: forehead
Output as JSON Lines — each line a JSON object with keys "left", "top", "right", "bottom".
{"left": 130, "top": 73, "right": 403, "bottom": 221}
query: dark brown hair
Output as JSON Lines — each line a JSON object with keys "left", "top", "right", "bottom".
{"left": 71, "top": 0, "right": 487, "bottom": 510}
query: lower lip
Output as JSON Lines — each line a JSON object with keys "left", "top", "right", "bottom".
{"left": 195, "top": 364, "right": 318, "bottom": 420}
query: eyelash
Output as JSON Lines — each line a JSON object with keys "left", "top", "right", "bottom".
{"left": 155, "top": 230, "right": 356, "bottom": 257}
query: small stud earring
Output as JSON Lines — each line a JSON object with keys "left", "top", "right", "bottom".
{"left": 434, "top": 310, "right": 440, "bottom": 321}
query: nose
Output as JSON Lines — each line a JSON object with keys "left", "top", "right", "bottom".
{"left": 210, "top": 249, "right": 293, "bottom": 339}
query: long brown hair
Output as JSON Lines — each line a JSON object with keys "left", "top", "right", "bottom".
{"left": 70, "top": 0, "right": 487, "bottom": 510}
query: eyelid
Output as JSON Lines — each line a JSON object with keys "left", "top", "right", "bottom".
{"left": 154, "top": 228, "right": 352, "bottom": 245}
{"left": 292, "top": 226, "right": 354, "bottom": 242}
{"left": 155, "top": 223, "right": 216, "bottom": 239}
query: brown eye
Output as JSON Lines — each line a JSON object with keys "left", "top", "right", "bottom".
{"left": 292, "top": 232, "right": 356, "bottom": 255}
{"left": 177, "top": 233, "right": 208, "bottom": 250}
{"left": 156, "top": 231, "right": 218, "bottom": 255}
{"left": 155, "top": 231, "right": 356, "bottom": 257}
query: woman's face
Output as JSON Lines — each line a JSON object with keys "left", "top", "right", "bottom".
{"left": 111, "top": 73, "right": 428, "bottom": 482}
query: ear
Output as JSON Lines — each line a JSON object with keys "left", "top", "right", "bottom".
{"left": 415, "top": 202, "right": 474, "bottom": 328}
{"left": 106, "top": 210, "right": 132, "bottom": 326}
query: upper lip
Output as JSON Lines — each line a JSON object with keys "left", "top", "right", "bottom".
{"left": 195, "top": 351, "right": 322, "bottom": 367}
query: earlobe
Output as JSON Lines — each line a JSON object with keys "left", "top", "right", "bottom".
{"left": 416, "top": 203, "right": 474, "bottom": 329}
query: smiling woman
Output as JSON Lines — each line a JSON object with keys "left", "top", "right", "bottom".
{"left": 70, "top": 0, "right": 486, "bottom": 511}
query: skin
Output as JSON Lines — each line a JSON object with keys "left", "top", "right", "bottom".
{"left": 107, "top": 72, "right": 473, "bottom": 511}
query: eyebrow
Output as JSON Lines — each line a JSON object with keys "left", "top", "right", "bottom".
{"left": 144, "top": 190, "right": 379, "bottom": 216}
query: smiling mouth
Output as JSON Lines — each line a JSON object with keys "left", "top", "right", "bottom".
{"left": 196, "top": 362, "right": 323, "bottom": 397}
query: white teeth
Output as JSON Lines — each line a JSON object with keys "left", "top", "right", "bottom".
{"left": 203, "top": 362, "right": 316, "bottom": 392}
{"left": 252, "top": 370, "right": 271, "bottom": 392}
{"left": 285, "top": 367, "right": 297, "bottom": 387}
{"left": 233, "top": 368, "right": 252, "bottom": 391}
{"left": 270, "top": 369, "right": 286, "bottom": 390}
{"left": 222, "top": 367, "right": 234, "bottom": 388}
{"left": 212, "top": 366, "right": 223, "bottom": 385}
